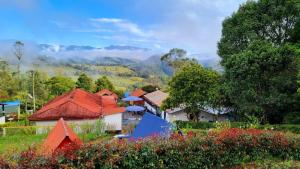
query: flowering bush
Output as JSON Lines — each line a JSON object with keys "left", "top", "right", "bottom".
{"left": 1, "top": 129, "right": 299, "bottom": 169}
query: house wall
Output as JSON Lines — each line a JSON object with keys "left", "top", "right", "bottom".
{"left": 104, "top": 113, "right": 122, "bottom": 131}
{"left": 144, "top": 102, "right": 157, "bottom": 114}
{"left": 166, "top": 110, "right": 189, "bottom": 123}
{"left": 35, "top": 119, "right": 100, "bottom": 134}
{"left": 166, "top": 110, "right": 229, "bottom": 122}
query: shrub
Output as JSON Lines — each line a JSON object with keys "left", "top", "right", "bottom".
{"left": 283, "top": 112, "right": 300, "bottom": 124}
{"left": 3, "top": 129, "right": 299, "bottom": 169}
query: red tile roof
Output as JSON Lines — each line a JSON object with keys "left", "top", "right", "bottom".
{"left": 96, "top": 89, "right": 118, "bottom": 99}
{"left": 29, "top": 89, "right": 125, "bottom": 121}
{"left": 101, "top": 96, "right": 125, "bottom": 115}
{"left": 42, "top": 118, "right": 82, "bottom": 155}
{"left": 131, "top": 89, "right": 146, "bottom": 97}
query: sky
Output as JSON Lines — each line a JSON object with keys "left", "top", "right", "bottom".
{"left": 0, "top": 0, "right": 246, "bottom": 57}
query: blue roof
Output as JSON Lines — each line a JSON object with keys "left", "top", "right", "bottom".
{"left": 122, "top": 96, "right": 143, "bottom": 102}
{"left": 126, "top": 105, "right": 145, "bottom": 112}
{"left": 124, "top": 92, "right": 131, "bottom": 97}
{"left": 0, "top": 100, "right": 21, "bottom": 107}
{"left": 130, "top": 112, "right": 172, "bottom": 140}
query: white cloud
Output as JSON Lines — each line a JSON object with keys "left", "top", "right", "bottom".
{"left": 90, "top": 17, "right": 151, "bottom": 37}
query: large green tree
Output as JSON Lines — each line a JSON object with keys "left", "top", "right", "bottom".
{"left": 94, "top": 76, "right": 114, "bottom": 92}
{"left": 161, "top": 48, "right": 197, "bottom": 72}
{"left": 47, "top": 76, "right": 75, "bottom": 96}
{"left": 218, "top": 0, "right": 300, "bottom": 63}
{"left": 224, "top": 40, "right": 298, "bottom": 123}
{"left": 218, "top": 0, "right": 300, "bottom": 123}
{"left": 162, "top": 63, "right": 220, "bottom": 121}
{"left": 76, "top": 73, "right": 93, "bottom": 91}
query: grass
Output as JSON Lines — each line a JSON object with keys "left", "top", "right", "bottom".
{"left": 0, "top": 133, "right": 112, "bottom": 157}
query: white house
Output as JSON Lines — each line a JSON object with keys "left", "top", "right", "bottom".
{"left": 166, "top": 107, "right": 230, "bottom": 123}
{"left": 29, "top": 88, "right": 125, "bottom": 133}
{"left": 143, "top": 90, "right": 168, "bottom": 118}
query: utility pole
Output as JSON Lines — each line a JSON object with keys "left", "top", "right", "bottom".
{"left": 30, "top": 70, "right": 36, "bottom": 112}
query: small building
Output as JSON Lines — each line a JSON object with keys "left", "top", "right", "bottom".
{"left": 42, "top": 118, "right": 82, "bottom": 155}
{"left": 143, "top": 90, "right": 168, "bottom": 118}
{"left": 0, "top": 100, "right": 21, "bottom": 124}
{"left": 166, "top": 107, "right": 230, "bottom": 123}
{"left": 29, "top": 88, "right": 125, "bottom": 131}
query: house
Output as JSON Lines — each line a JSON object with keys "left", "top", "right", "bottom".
{"left": 96, "top": 89, "right": 118, "bottom": 100}
{"left": 143, "top": 90, "right": 168, "bottom": 118}
{"left": 166, "top": 106, "right": 230, "bottom": 123}
{"left": 0, "top": 100, "right": 21, "bottom": 124}
{"left": 130, "top": 89, "right": 147, "bottom": 105}
{"left": 42, "top": 118, "right": 82, "bottom": 155}
{"left": 29, "top": 88, "right": 125, "bottom": 131}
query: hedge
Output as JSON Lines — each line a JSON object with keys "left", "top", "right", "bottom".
{"left": 1, "top": 128, "right": 300, "bottom": 169}
{"left": 175, "top": 121, "right": 300, "bottom": 134}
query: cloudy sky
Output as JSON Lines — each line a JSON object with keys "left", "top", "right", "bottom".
{"left": 0, "top": 0, "right": 246, "bottom": 57}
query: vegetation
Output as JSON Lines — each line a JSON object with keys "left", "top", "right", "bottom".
{"left": 162, "top": 63, "right": 221, "bottom": 121}
{"left": 76, "top": 73, "right": 93, "bottom": 91}
{"left": 94, "top": 76, "right": 115, "bottom": 92}
{"left": 1, "top": 128, "right": 299, "bottom": 168}
{"left": 218, "top": 0, "right": 300, "bottom": 123}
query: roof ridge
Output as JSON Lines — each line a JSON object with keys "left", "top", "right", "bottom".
{"left": 60, "top": 118, "right": 69, "bottom": 137}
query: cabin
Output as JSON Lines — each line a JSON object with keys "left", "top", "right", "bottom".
{"left": 29, "top": 88, "right": 125, "bottom": 131}
{"left": 143, "top": 90, "right": 168, "bottom": 118}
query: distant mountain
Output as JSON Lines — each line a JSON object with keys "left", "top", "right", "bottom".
{"left": 39, "top": 44, "right": 149, "bottom": 53}
{"left": 104, "top": 45, "right": 149, "bottom": 51}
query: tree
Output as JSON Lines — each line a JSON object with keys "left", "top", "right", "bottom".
{"left": 47, "top": 76, "right": 75, "bottom": 96}
{"left": 0, "top": 61, "right": 18, "bottom": 100}
{"left": 26, "top": 71, "right": 49, "bottom": 110}
{"left": 161, "top": 48, "right": 197, "bottom": 72}
{"left": 162, "top": 63, "right": 220, "bottom": 121}
{"left": 218, "top": 0, "right": 300, "bottom": 63}
{"left": 94, "top": 76, "right": 114, "bottom": 92}
{"left": 141, "top": 85, "right": 160, "bottom": 93}
{"left": 13, "top": 41, "right": 24, "bottom": 76}
{"left": 76, "top": 73, "right": 93, "bottom": 91}
{"left": 218, "top": 0, "right": 300, "bottom": 123}
{"left": 224, "top": 40, "right": 298, "bottom": 123}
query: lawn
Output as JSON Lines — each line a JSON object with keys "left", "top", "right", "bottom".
{"left": 0, "top": 133, "right": 112, "bottom": 157}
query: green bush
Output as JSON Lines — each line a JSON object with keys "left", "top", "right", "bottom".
{"left": 175, "top": 121, "right": 300, "bottom": 134}
{"left": 283, "top": 112, "right": 300, "bottom": 124}
{"left": 4, "top": 128, "right": 299, "bottom": 169}
{"left": 175, "top": 121, "right": 214, "bottom": 129}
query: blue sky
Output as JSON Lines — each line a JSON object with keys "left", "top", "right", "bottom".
{"left": 0, "top": 0, "right": 246, "bottom": 56}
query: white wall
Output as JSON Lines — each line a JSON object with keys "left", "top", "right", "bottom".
{"left": 166, "top": 110, "right": 229, "bottom": 122}
{"left": 166, "top": 111, "right": 189, "bottom": 123}
{"left": 35, "top": 119, "right": 100, "bottom": 134}
{"left": 104, "top": 113, "right": 122, "bottom": 131}
{"left": 144, "top": 102, "right": 157, "bottom": 114}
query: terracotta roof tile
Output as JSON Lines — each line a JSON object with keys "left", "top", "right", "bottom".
{"left": 29, "top": 89, "right": 102, "bottom": 121}
{"left": 42, "top": 118, "right": 82, "bottom": 155}
{"left": 96, "top": 89, "right": 118, "bottom": 99}
{"left": 131, "top": 89, "right": 146, "bottom": 97}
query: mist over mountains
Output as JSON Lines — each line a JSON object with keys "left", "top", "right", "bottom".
{"left": 0, "top": 40, "right": 221, "bottom": 76}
